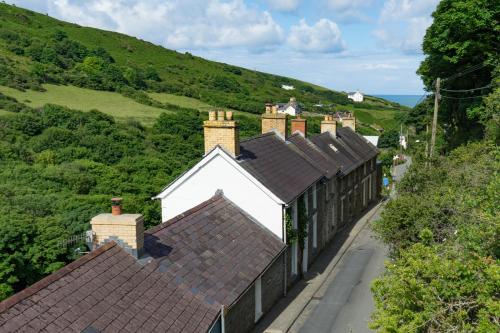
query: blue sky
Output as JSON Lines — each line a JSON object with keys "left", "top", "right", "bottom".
{"left": 7, "top": 0, "right": 440, "bottom": 94}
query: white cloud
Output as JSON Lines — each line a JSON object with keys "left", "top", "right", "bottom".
{"left": 21, "top": 0, "right": 285, "bottom": 51}
{"left": 361, "top": 63, "right": 398, "bottom": 70}
{"left": 287, "top": 19, "right": 345, "bottom": 53}
{"left": 265, "top": 0, "right": 300, "bottom": 12}
{"left": 374, "top": 0, "right": 439, "bottom": 54}
{"left": 380, "top": 0, "right": 439, "bottom": 21}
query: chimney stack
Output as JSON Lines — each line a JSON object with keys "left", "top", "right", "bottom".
{"left": 291, "top": 114, "right": 307, "bottom": 137}
{"left": 341, "top": 112, "right": 356, "bottom": 132}
{"left": 204, "top": 110, "right": 240, "bottom": 157}
{"left": 262, "top": 103, "right": 288, "bottom": 138}
{"left": 91, "top": 198, "right": 144, "bottom": 258}
{"left": 321, "top": 115, "right": 337, "bottom": 135}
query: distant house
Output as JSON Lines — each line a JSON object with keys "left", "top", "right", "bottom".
{"left": 348, "top": 90, "right": 364, "bottom": 102}
{"left": 277, "top": 97, "right": 301, "bottom": 116}
{"left": 281, "top": 84, "right": 295, "bottom": 90}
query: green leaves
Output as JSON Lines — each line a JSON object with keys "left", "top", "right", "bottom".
{"left": 370, "top": 142, "right": 499, "bottom": 331}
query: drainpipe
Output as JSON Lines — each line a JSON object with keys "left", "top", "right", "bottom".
{"left": 221, "top": 305, "right": 226, "bottom": 333}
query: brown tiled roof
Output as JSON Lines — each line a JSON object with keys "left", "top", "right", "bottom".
{"left": 144, "top": 192, "right": 286, "bottom": 307}
{"left": 0, "top": 193, "right": 285, "bottom": 333}
{"left": 238, "top": 132, "right": 324, "bottom": 203}
{"left": 287, "top": 133, "right": 341, "bottom": 179}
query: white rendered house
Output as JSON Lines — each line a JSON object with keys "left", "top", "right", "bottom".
{"left": 277, "top": 97, "right": 301, "bottom": 116}
{"left": 154, "top": 146, "right": 286, "bottom": 239}
{"left": 348, "top": 91, "right": 364, "bottom": 102}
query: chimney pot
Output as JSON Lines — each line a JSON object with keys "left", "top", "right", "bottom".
{"left": 209, "top": 111, "right": 216, "bottom": 121}
{"left": 226, "top": 111, "right": 233, "bottom": 121}
{"left": 111, "top": 197, "right": 122, "bottom": 216}
{"left": 271, "top": 105, "right": 278, "bottom": 114}
{"left": 217, "top": 110, "right": 225, "bottom": 121}
{"left": 265, "top": 103, "right": 273, "bottom": 113}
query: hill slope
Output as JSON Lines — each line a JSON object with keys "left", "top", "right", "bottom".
{"left": 0, "top": 2, "right": 404, "bottom": 129}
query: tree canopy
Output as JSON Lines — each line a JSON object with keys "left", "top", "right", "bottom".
{"left": 411, "top": 0, "right": 499, "bottom": 148}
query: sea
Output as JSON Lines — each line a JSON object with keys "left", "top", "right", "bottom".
{"left": 374, "top": 95, "right": 422, "bottom": 108}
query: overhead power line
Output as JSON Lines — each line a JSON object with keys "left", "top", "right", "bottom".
{"left": 441, "top": 63, "right": 490, "bottom": 82}
{"left": 440, "top": 84, "right": 493, "bottom": 93}
{"left": 440, "top": 94, "right": 489, "bottom": 100}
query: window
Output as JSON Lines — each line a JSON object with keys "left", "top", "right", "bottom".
{"left": 312, "top": 184, "right": 317, "bottom": 249}
{"left": 302, "top": 192, "right": 309, "bottom": 273}
{"left": 368, "top": 175, "right": 373, "bottom": 201}
{"left": 291, "top": 201, "right": 298, "bottom": 275}
{"left": 254, "top": 276, "right": 262, "bottom": 322}
{"left": 363, "top": 180, "right": 367, "bottom": 207}
{"left": 340, "top": 197, "right": 345, "bottom": 223}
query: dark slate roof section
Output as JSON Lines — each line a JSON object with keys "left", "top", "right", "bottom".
{"left": 0, "top": 193, "right": 285, "bottom": 333}
{"left": 336, "top": 127, "right": 378, "bottom": 160}
{"left": 238, "top": 132, "right": 324, "bottom": 203}
{"left": 145, "top": 193, "right": 286, "bottom": 307}
{"left": 287, "top": 133, "right": 341, "bottom": 179}
{"left": 0, "top": 242, "right": 220, "bottom": 333}
{"left": 309, "top": 132, "right": 363, "bottom": 175}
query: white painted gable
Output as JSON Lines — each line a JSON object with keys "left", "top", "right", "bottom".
{"left": 154, "top": 147, "right": 285, "bottom": 239}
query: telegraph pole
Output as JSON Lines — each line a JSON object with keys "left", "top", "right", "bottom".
{"left": 429, "top": 78, "right": 440, "bottom": 158}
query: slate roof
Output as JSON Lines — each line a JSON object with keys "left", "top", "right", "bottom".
{"left": 287, "top": 133, "right": 341, "bottom": 179}
{"left": 309, "top": 132, "right": 364, "bottom": 175}
{"left": 309, "top": 128, "right": 378, "bottom": 175}
{"left": 336, "top": 127, "right": 378, "bottom": 161}
{"left": 238, "top": 132, "right": 324, "bottom": 204}
{"left": 0, "top": 193, "right": 285, "bottom": 333}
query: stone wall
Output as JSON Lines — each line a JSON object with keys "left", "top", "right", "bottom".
{"left": 261, "top": 253, "right": 285, "bottom": 314}
{"left": 225, "top": 284, "right": 255, "bottom": 333}
{"left": 225, "top": 253, "right": 285, "bottom": 333}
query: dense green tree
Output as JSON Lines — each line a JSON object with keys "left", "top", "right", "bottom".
{"left": 378, "top": 130, "right": 399, "bottom": 148}
{"left": 417, "top": 0, "right": 499, "bottom": 148}
{"left": 371, "top": 142, "right": 499, "bottom": 332}
{"left": 0, "top": 103, "right": 211, "bottom": 300}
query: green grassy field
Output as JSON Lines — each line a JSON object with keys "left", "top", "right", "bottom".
{"left": 347, "top": 107, "right": 400, "bottom": 131}
{"left": 0, "top": 109, "right": 12, "bottom": 116}
{"left": 148, "top": 92, "right": 214, "bottom": 110}
{"left": 0, "top": 85, "right": 172, "bottom": 125}
{"left": 1, "top": 83, "right": 399, "bottom": 133}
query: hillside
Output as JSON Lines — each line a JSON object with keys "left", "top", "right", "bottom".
{"left": 0, "top": 3, "right": 404, "bottom": 132}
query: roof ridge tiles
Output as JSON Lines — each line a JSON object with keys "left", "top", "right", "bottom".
{"left": 239, "top": 131, "right": 276, "bottom": 143}
{"left": 0, "top": 242, "right": 118, "bottom": 314}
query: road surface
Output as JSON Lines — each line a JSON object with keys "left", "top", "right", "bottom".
{"left": 291, "top": 210, "right": 387, "bottom": 333}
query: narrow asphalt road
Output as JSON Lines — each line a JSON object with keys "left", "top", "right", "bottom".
{"left": 291, "top": 156, "right": 412, "bottom": 333}
{"left": 291, "top": 210, "right": 387, "bottom": 333}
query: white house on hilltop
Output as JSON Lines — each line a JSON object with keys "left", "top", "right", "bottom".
{"left": 281, "top": 84, "right": 295, "bottom": 90}
{"left": 348, "top": 90, "right": 364, "bottom": 102}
